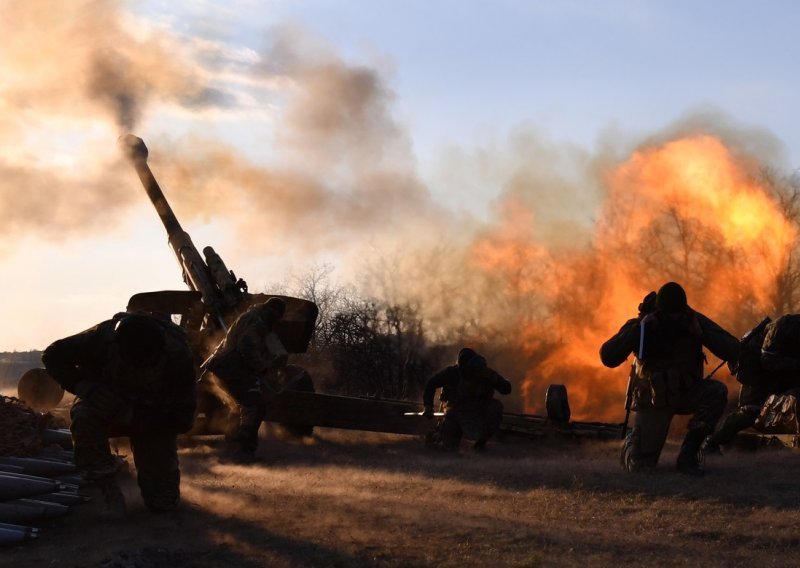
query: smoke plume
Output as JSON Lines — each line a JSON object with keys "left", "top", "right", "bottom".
{"left": 2, "top": 3, "right": 799, "bottom": 422}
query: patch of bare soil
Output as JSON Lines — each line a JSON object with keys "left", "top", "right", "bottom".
{"left": 6, "top": 427, "right": 800, "bottom": 567}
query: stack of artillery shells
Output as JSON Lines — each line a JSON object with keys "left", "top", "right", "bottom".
{"left": 0, "top": 429, "right": 90, "bottom": 547}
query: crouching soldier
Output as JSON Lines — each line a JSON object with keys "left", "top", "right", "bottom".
{"left": 423, "top": 348, "right": 512, "bottom": 451}
{"left": 201, "top": 297, "right": 288, "bottom": 463}
{"left": 704, "top": 314, "right": 800, "bottom": 453}
{"left": 600, "top": 282, "right": 739, "bottom": 476}
{"left": 42, "top": 313, "right": 197, "bottom": 517}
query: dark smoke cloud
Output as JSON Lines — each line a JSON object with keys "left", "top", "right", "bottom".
{"left": 139, "top": 26, "right": 445, "bottom": 253}
{"left": 0, "top": 160, "right": 134, "bottom": 255}
{"left": 2, "top": 0, "right": 236, "bottom": 130}
{"left": 0, "top": 4, "right": 441, "bottom": 250}
{"left": 0, "top": 0, "right": 249, "bottom": 243}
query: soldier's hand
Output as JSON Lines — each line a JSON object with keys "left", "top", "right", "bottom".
{"left": 638, "top": 291, "right": 657, "bottom": 317}
{"left": 422, "top": 406, "right": 434, "bottom": 419}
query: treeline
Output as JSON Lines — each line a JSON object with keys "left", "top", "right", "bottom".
{"left": 272, "top": 265, "right": 451, "bottom": 402}
{"left": 0, "top": 283, "right": 451, "bottom": 403}
{"left": 0, "top": 351, "right": 42, "bottom": 390}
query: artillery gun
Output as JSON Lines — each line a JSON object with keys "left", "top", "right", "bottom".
{"left": 117, "top": 135, "right": 318, "bottom": 435}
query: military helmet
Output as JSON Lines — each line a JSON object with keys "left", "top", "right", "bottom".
{"left": 114, "top": 314, "right": 166, "bottom": 365}
{"left": 461, "top": 354, "right": 488, "bottom": 382}
{"left": 656, "top": 282, "right": 688, "bottom": 315}
{"left": 457, "top": 347, "right": 479, "bottom": 369}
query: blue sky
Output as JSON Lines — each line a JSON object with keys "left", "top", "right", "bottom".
{"left": 1, "top": 0, "right": 799, "bottom": 350}
{"left": 135, "top": 0, "right": 800, "bottom": 168}
{"left": 175, "top": 1, "right": 799, "bottom": 161}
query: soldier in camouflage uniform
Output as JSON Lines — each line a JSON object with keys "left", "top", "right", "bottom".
{"left": 201, "top": 297, "right": 288, "bottom": 462}
{"left": 42, "top": 313, "right": 196, "bottom": 516}
{"left": 600, "top": 282, "right": 739, "bottom": 476}
{"left": 422, "top": 348, "right": 512, "bottom": 451}
{"left": 704, "top": 314, "right": 800, "bottom": 453}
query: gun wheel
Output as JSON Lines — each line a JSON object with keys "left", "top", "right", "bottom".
{"left": 545, "top": 384, "right": 571, "bottom": 423}
{"left": 17, "top": 368, "right": 64, "bottom": 412}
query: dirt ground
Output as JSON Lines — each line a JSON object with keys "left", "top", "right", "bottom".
{"left": 7, "top": 427, "right": 800, "bottom": 568}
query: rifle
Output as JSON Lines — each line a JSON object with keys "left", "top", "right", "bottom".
{"left": 621, "top": 363, "right": 636, "bottom": 440}
{"left": 621, "top": 299, "right": 656, "bottom": 440}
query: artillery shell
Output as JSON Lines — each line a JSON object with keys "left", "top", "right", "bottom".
{"left": 35, "top": 450, "right": 75, "bottom": 463}
{"left": 31, "top": 492, "right": 90, "bottom": 506}
{"left": 0, "top": 474, "right": 59, "bottom": 501}
{"left": 0, "top": 500, "right": 63, "bottom": 523}
{"left": 5, "top": 499, "right": 69, "bottom": 518}
{"left": 0, "top": 522, "right": 39, "bottom": 535}
{"left": 0, "top": 525, "right": 38, "bottom": 545}
{"left": 55, "top": 475, "right": 87, "bottom": 488}
{"left": 0, "top": 457, "right": 76, "bottom": 477}
{"left": 41, "top": 429, "right": 73, "bottom": 450}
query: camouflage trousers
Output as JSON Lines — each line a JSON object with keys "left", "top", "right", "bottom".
{"left": 706, "top": 384, "right": 772, "bottom": 447}
{"left": 70, "top": 400, "right": 181, "bottom": 512}
{"left": 433, "top": 399, "right": 504, "bottom": 450}
{"left": 621, "top": 378, "right": 727, "bottom": 472}
{"left": 204, "top": 370, "right": 266, "bottom": 454}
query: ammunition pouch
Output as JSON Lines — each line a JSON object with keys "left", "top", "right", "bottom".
{"left": 754, "top": 393, "right": 800, "bottom": 434}
{"left": 632, "top": 358, "right": 700, "bottom": 410}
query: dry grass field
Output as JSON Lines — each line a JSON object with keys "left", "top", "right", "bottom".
{"left": 7, "top": 427, "right": 800, "bottom": 567}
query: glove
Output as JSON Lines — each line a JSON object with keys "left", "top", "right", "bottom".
{"left": 422, "top": 405, "right": 434, "bottom": 419}
{"left": 638, "top": 291, "right": 657, "bottom": 318}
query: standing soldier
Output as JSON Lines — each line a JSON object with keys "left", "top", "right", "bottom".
{"left": 703, "top": 314, "right": 800, "bottom": 453}
{"left": 600, "top": 282, "right": 739, "bottom": 475}
{"left": 422, "top": 348, "right": 512, "bottom": 451}
{"left": 42, "top": 313, "right": 197, "bottom": 517}
{"left": 201, "top": 297, "right": 288, "bottom": 463}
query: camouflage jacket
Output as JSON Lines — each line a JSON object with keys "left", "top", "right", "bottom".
{"left": 423, "top": 364, "right": 512, "bottom": 413}
{"left": 759, "top": 314, "right": 800, "bottom": 391}
{"left": 42, "top": 313, "right": 197, "bottom": 433}
{"left": 600, "top": 309, "right": 738, "bottom": 409}
{"left": 600, "top": 309, "right": 740, "bottom": 371}
{"left": 202, "top": 304, "right": 283, "bottom": 381}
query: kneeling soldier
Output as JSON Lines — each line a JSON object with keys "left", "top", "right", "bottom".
{"left": 43, "top": 313, "right": 196, "bottom": 516}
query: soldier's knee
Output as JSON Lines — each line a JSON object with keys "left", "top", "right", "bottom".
{"left": 69, "top": 406, "right": 110, "bottom": 447}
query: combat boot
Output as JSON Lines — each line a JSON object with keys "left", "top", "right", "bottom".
{"left": 700, "top": 435, "right": 723, "bottom": 458}
{"left": 676, "top": 428, "right": 708, "bottom": 477}
{"left": 97, "top": 477, "right": 127, "bottom": 519}
{"left": 620, "top": 428, "right": 654, "bottom": 473}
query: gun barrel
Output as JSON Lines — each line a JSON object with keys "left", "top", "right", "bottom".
{"left": 119, "top": 134, "right": 228, "bottom": 330}
{"left": 119, "top": 135, "right": 183, "bottom": 235}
